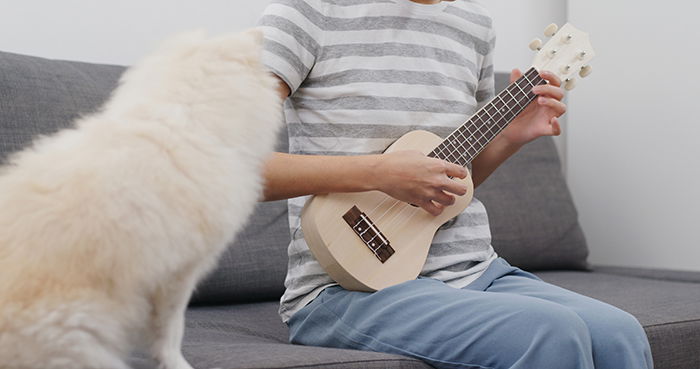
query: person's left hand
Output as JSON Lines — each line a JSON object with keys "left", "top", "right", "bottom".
{"left": 498, "top": 69, "right": 566, "bottom": 146}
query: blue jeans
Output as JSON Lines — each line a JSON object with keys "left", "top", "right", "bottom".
{"left": 288, "top": 258, "right": 653, "bottom": 369}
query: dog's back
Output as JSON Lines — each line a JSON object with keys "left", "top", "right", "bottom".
{"left": 0, "top": 29, "right": 282, "bottom": 369}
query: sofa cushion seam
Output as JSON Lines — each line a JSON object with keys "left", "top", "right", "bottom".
{"left": 644, "top": 318, "right": 700, "bottom": 329}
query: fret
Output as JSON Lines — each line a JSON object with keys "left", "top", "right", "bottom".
{"left": 428, "top": 67, "right": 546, "bottom": 165}
{"left": 463, "top": 125, "right": 478, "bottom": 148}
{"left": 456, "top": 129, "right": 478, "bottom": 160}
{"left": 513, "top": 81, "right": 529, "bottom": 101}
{"left": 505, "top": 88, "right": 524, "bottom": 110}
{"left": 446, "top": 135, "right": 469, "bottom": 166}
{"left": 435, "top": 145, "right": 448, "bottom": 160}
{"left": 447, "top": 149, "right": 460, "bottom": 164}
{"left": 476, "top": 114, "right": 492, "bottom": 146}
{"left": 482, "top": 110, "right": 500, "bottom": 137}
{"left": 493, "top": 97, "right": 513, "bottom": 126}
{"left": 455, "top": 130, "right": 473, "bottom": 152}
{"left": 486, "top": 104, "right": 503, "bottom": 125}
{"left": 482, "top": 108, "right": 500, "bottom": 140}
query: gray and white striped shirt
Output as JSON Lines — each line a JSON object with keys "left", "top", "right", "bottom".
{"left": 259, "top": 0, "right": 498, "bottom": 323}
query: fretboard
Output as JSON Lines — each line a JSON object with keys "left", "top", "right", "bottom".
{"left": 428, "top": 67, "right": 546, "bottom": 166}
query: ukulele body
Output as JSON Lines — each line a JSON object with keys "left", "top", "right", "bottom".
{"left": 300, "top": 130, "right": 474, "bottom": 292}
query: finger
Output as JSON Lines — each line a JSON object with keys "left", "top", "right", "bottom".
{"left": 550, "top": 117, "right": 562, "bottom": 136}
{"left": 432, "top": 191, "right": 456, "bottom": 207}
{"left": 443, "top": 162, "right": 468, "bottom": 179}
{"left": 539, "top": 70, "right": 562, "bottom": 88}
{"left": 532, "top": 84, "right": 564, "bottom": 101}
{"left": 537, "top": 97, "right": 567, "bottom": 117}
{"left": 421, "top": 201, "right": 443, "bottom": 216}
{"left": 441, "top": 179, "right": 469, "bottom": 196}
{"left": 510, "top": 68, "right": 523, "bottom": 84}
{"left": 538, "top": 116, "right": 562, "bottom": 137}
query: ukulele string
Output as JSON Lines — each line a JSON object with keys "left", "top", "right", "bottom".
{"left": 384, "top": 202, "right": 420, "bottom": 231}
{"left": 322, "top": 194, "right": 402, "bottom": 250}
{"left": 371, "top": 197, "right": 405, "bottom": 224}
{"left": 366, "top": 195, "right": 396, "bottom": 220}
{"left": 321, "top": 70, "right": 544, "bottom": 248}
{"left": 383, "top": 77, "right": 542, "bottom": 231}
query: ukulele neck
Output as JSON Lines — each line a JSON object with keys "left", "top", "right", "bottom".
{"left": 428, "top": 67, "right": 546, "bottom": 166}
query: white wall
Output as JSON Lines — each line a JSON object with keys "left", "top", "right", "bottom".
{"left": 482, "top": 1, "right": 568, "bottom": 166}
{"left": 0, "top": 0, "right": 566, "bottom": 68}
{"left": 0, "top": 1, "right": 269, "bottom": 65}
{"left": 484, "top": 1, "right": 567, "bottom": 74}
{"left": 568, "top": 1, "right": 700, "bottom": 271}
{"left": 3, "top": 1, "right": 695, "bottom": 271}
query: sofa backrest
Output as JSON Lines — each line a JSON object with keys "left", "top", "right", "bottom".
{"left": 0, "top": 50, "right": 588, "bottom": 305}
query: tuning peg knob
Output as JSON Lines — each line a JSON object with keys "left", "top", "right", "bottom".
{"left": 529, "top": 38, "right": 543, "bottom": 51}
{"left": 564, "top": 78, "right": 577, "bottom": 91}
{"left": 579, "top": 65, "right": 593, "bottom": 78}
{"left": 544, "top": 23, "right": 559, "bottom": 37}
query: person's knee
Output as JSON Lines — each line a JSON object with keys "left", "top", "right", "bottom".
{"left": 597, "top": 309, "right": 650, "bottom": 355}
{"left": 537, "top": 306, "right": 591, "bottom": 348}
{"left": 506, "top": 305, "right": 593, "bottom": 369}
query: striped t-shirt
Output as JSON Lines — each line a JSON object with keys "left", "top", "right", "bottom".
{"left": 259, "top": 0, "right": 498, "bottom": 323}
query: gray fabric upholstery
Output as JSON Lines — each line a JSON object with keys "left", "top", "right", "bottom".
{"left": 3, "top": 49, "right": 698, "bottom": 369}
{"left": 196, "top": 72, "right": 593, "bottom": 304}
{"left": 0, "top": 51, "right": 123, "bottom": 164}
{"left": 0, "top": 49, "right": 291, "bottom": 305}
{"left": 474, "top": 73, "right": 589, "bottom": 271}
{"left": 475, "top": 136, "right": 589, "bottom": 271}
{"left": 128, "top": 303, "right": 432, "bottom": 369}
{"left": 536, "top": 270, "right": 700, "bottom": 369}
{"left": 0, "top": 49, "right": 590, "bottom": 306}
{"left": 594, "top": 265, "right": 700, "bottom": 284}
{"left": 190, "top": 199, "right": 290, "bottom": 304}
{"left": 137, "top": 270, "right": 700, "bottom": 369}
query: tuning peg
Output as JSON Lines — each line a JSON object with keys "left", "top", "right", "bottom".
{"left": 529, "top": 38, "right": 543, "bottom": 51}
{"left": 579, "top": 65, "right": 593, "bottom": 78}
{"left": 577, "top": 51, "right": 588, "bottom": 60}
{"left": 561, "top": 33, "right": 573, "bottom": 43}
{"left": 564, "top": 78, "right": 577, "bottom": 91}
{"left": 544, "top": 23, "right": 559, "bottom": 37}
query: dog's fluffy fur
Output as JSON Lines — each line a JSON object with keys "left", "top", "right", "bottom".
{"left": 0, "top": 29, "right": 282, "bottom": 369}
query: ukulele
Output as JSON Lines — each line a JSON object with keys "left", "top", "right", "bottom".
{"left": 301, "top": 23, "right": 595, "bottom": 292}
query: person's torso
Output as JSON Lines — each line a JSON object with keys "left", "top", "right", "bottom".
{"left": 268, "top": 0, "right": 498, "bottom": 322}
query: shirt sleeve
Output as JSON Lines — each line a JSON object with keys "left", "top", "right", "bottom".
{"left": 475, "top": 27, "right": 496, "bottom": 108}
{"left": 257, "top": 0, "right": 325, "bottom": 95}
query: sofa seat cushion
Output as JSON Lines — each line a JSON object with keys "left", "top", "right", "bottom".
{"left": 128, "top": 302, "right": 431, "bottom": 369}
{"left": 134, "top": 269, "right": 700, "bottom": 369}
{"left": 535, "top": 269, "right": 700, "bottom": 369}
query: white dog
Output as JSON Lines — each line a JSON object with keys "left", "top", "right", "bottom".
{"left": 0, "top": 29, "right": 282, "bottom": 369}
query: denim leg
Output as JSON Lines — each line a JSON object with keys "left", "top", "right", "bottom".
{"left": 480, "top": 264, "right": 653, "bottom": 369}
{"left": 289, "top": 277, "right": 595, "bottom": 369}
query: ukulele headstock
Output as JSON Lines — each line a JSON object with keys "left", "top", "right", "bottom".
{"left": 529, "top": 23, "right": 596, "bottom": 90}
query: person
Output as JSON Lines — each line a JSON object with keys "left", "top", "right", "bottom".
{"left": 257, "top": 1, "right": 653, "bottom": 368}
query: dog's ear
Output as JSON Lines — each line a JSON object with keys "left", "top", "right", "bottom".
{"left": 244, "top": 28, "right": 265, "bottom": 46}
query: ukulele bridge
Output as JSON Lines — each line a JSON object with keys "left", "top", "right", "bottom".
{"left": 342, "top": 206, "right": 395, "bottom": 263}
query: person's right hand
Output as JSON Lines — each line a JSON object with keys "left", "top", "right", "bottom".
{"left": 370, "top": 150, "right": 470, "bottom": 216}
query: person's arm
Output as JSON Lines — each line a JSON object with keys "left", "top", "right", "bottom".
{"left": 262, "top": 77, "right": 468, "bottom": 216}
{"left": 470, "top": 69, "right": 567, "bottom": 187}
{"left": 263, "top": 68, "right": 566, "bottom": 214}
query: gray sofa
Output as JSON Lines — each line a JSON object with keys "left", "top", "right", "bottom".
{"left": 1, "top": 50, "right": 699, "bottom": 369}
